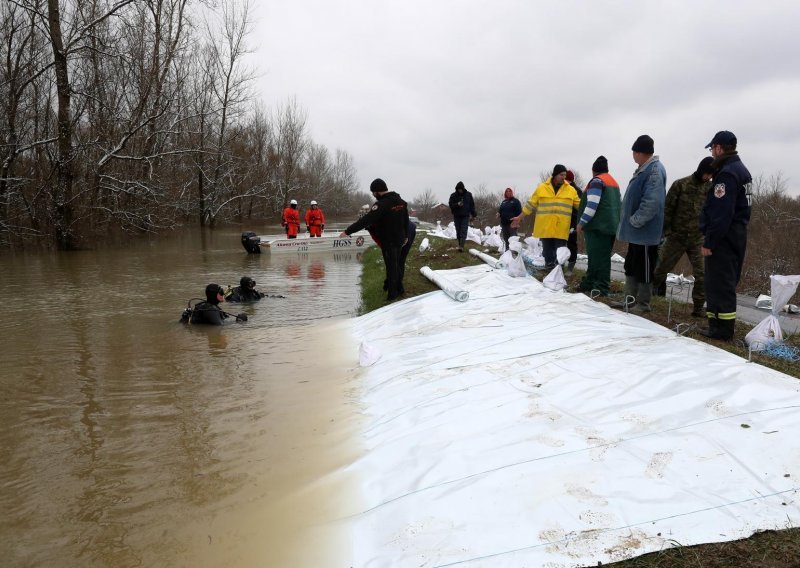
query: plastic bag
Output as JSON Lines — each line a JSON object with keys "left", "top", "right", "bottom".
{"left": 746, "top": 274, "right": 800, "bottom": 351}
{"left": 745, "top": 317, "right": 783, "bottom": 351}
{"left": 500, "top": 250, "right": 527, "bottom": 278}
{"left": 543, "top": 265, "right": 567, "bottom": 291}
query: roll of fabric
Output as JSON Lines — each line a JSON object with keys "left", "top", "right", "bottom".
{"left": 420, "top": 266, "right": 469, "bottom": 302}
{"left": 468, "top": 248, "right": 504, "bottom": 269}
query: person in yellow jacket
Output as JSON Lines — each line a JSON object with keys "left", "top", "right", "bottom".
{"left": 511, "top": 164, "right": 580, "bottom": 268}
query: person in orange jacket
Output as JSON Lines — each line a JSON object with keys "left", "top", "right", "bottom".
{"left": 304, "top": 200, "right": 325, "bottom": 237}
{"left": 282, "top": 199, "right": 301, "bottom": 238}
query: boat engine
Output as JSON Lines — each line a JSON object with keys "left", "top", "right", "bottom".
{"left": 241, "top": 231, "right": 261, "bottom": 254}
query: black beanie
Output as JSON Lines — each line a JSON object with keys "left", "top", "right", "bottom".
{"left": 205, "top": 283, "right": 223, "bottom": 304}
{"left": 592, "top": 155, "right": 609, "bottom": 174}
{"left": 695, "top": 156, "right": 715, "bottom": 176}
{"left": 552, "top": 164, "right": 567, "bottom": 178}
{"left": 370, "top": 178, "right": 388, "bottom": 193}
{"left": 455, "top": 181, "right": 465, "bottom": 191}
{"left": 631, "top": 135, "right": 654, "bottom": 154}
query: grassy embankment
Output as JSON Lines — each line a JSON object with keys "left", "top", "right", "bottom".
{"left": 357, "top": 234, "right": 800, "bottom": 568}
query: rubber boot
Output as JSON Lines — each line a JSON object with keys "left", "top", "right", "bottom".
{"left": 631, "top": 282, "right": 652, "bottom": 314}
{"left": 697, "top": 317, "right": 719, "bottom": 339}
{"left": 716, "top": 318, "right": 735, "bottom": 340}
{"left": 457, "top": 238, "right": 464, "bottom": 252}
{"left": 691, "top": 301, "right": 705, "bottom": 318}
{"left": 611, "top": 276, "right": 638, "bottom": 310}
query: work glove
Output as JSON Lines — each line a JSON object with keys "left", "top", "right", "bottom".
{"left": 236, "top": 313, "right": 248, "bottom": 322}
{"left": 321, "top": 224, "right": 325, "bottom": 230}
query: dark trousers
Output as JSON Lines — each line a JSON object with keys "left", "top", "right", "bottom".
{"left": 653, "top": 236, "right": 705, "bottom": 307}
{"left": 398, "top": 230, "right": 417, "bottom": 293}
{"left": 705, "top": 223, "right": 747, "bottom": 323}
{"left": 541, "top": 238, "right": 567, "bottom": 267}
{"left": 580, "top": 231, "right": 615, "bottom": 295}
{"left": 454, "top": 216, "right": 469, "bottom": 243}
{"left": 623, "top": 243, "right": 658, "bottom": 283}
{"left": 500, "top": 223, "right": 517, "bottom": 248}
{"left": 567, "top": 230, "right": 578, "bottom": 263}
{"left": 382, "top": 245, "right": 402, "bottom": 299}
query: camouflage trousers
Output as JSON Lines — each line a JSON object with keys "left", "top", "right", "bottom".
{"left": 653, "top": 236, "right": 705, "bottom": 308}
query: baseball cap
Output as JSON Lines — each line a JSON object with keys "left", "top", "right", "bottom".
{"left": 705, "top": 130, "right": 737, "bottom": 148}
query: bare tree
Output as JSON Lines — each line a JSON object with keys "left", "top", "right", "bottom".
{"left": 410, "top": 187, "right": 437, "bottom": 221}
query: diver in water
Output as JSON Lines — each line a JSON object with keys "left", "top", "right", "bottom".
{"left": 181, "top": 283, "right": 247, "bottom": 325}
{"left": 226, "top": 276, "right": 265, "bottom": 302}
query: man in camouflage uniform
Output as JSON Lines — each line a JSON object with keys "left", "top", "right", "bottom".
{"left": 652, "top": 157, "right": 715, "bottom": 316}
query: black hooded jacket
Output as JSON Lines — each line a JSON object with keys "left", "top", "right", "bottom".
{"left": 344, "top": 191, "right": 409, "bottom": 247}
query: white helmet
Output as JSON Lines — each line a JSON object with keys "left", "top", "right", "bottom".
{"left": 310, "top": 200, "right": 317, "bottom": 205}
{"left": 289, "top": 199, "right": 297, "bottom": 205}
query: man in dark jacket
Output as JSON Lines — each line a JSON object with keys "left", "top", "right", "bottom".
{"left": 341, "top": 178, "right": 410, "bottom": 301}
{"left": 698, "top": 130, "right": 752, "bottom": 340}
{"left": 226, "top": 276, "right": 265, "bottom": 302}
{"left": 652, "top": 157, "right": 715, "bottom": 316}
{"left": 448, "top": 181, "right": 476, "bottom": 252}
{"left": 497, "top": 187, "right": 522, "bottom": 249}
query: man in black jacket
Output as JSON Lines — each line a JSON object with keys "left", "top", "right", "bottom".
{"left": 341, "top": 178, "right": 410, "bottom": 301}
{"left": 448, "top": 181, "right": 477, "bottom": 251}
{"left": 698, "top": 130, "right": 752, "bottom": 340}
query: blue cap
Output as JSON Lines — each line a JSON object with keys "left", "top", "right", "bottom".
{"left": 705, "top": 130, "right": 737, "bottom": 148}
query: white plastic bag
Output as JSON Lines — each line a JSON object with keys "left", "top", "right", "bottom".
{"left": 542, "top": 266, "right": 567, "bottom": 291}
{"left": 745, "top": 274, "right": 800, "bottom": 350}
{"left": 500, "top": 250, "right": 527, "bottom": 278}
{"left": 418, "top": 237, "right": 430, "bottom": 253}
{"left": 542, "top": 247, "right": 571, "bottom": 291}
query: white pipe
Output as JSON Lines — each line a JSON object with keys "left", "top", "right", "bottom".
{"left": 468, "top": 248, "right": 504, "bottom": 269}
{"left": 420, "top": 266, "right": 469, "bottom": 302}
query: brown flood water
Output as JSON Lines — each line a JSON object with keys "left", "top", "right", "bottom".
{"left": 0, "top": 225, "right": 366, "bottom": 567}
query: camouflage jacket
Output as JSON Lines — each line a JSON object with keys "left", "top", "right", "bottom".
{"left": 663, "top": 174, "right": 708, "bottom": 244}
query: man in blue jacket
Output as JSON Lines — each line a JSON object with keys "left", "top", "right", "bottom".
{"left": 615, "top": 135, "right": 667, "bottom": 313}
{"left": 697, "top": 130, "right": 752, "bottom": 340}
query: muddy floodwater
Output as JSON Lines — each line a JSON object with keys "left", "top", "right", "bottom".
{"left": 0, "top": 225, "right": 367, "bottom": 567}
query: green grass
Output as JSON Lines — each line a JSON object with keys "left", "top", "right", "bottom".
{"left": 357, "top": 235, "right": 485, "bottom": 314}
{"left": 356, "top": 235, "right": 800, "bottom": 567}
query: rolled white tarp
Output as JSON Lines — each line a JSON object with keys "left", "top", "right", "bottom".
{"left": 420, "top": 266, "right": 469, "bottom": 302}
{"left": 468, "top": 248, "right": 504, "bottom": 269}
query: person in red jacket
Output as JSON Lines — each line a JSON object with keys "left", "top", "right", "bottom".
{"left": 282, "top": 199, "right": 301, "bottom": 238}
{"left": 304, "top": 200, "right": 325, "bottom": 237}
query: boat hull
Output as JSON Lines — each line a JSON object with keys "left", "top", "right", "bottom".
{"left": 260, "top": 232, "right": 371, "bottom": 253}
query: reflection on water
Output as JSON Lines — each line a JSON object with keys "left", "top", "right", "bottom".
{"left": 0, "top": 225, "right": 364, "bottom": 567}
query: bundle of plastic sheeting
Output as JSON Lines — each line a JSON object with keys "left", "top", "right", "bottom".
{"left": 746, "top": 274, "right": 800, "bottom": 350}
{"left": 611, "top": 252, "right": 625, "bottom": 263}
{"left": 418, "top": 237, "right": 430, "bottom": 253}
{"left": 420, "top": 266, "right": 469, "bottom": 301}
{"left": 469, "top": 248, "right": 504, "bottom": 269}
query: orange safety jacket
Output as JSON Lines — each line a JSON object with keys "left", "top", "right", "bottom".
{"left": 282, "top": 207, "right": 300, "bottom": 237}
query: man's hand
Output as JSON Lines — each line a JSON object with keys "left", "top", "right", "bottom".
{"left": 510, "top": 215, "right": 521, "bottom": 229}
{"left": 701, "top": 246, "right": 712, "bottom": 257}
{"left": 339, "top": 231, "right": 348, "bottom": 237}
{"left": 576, "top": 224, "right": 583, "bottom": 236}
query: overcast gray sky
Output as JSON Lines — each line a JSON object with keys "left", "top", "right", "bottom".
{"left": 250, "top": 0, "right": 800, "bottom": 204}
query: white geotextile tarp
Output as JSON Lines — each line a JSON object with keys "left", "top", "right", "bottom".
{"left": 347, "top": 265, "right": 800, "bottom": 567}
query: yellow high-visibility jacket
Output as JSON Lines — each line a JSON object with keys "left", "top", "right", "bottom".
{"left": 522, "top": 179, "right": 580, "bottom": 239}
